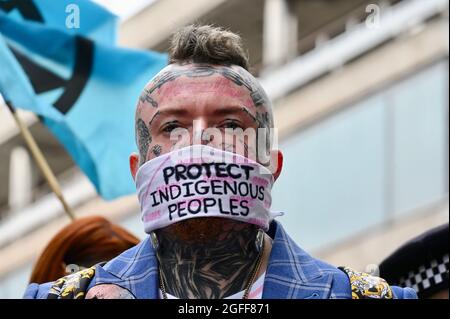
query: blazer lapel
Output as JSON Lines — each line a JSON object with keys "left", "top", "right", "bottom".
{"left": 262, "top": 221, "right": 333, "bottom": 299}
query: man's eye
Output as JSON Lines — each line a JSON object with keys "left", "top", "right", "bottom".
{"left": 161, "top": 122, "right": 181, "bottom": 133}
{"left": 220, "top": 120, "right": 243, "bottom": 130}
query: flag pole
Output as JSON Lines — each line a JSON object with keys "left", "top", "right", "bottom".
{"left": 5, "top": 101, "right": 76, "bottom": 221}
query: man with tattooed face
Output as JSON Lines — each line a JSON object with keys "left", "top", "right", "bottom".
{"left": 129, "top": 27, "right": 279, "bottom": 299}
{"left": 24, "top": 25, "right": 417, "bottom": 300}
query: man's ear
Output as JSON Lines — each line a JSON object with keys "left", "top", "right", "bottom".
{"left": 129, "top": 153, "right": 139, "bottom": 181}
{"left": 269, "top": 150, "right": 283, "bottom": 181}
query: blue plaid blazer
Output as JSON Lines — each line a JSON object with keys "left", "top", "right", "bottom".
{"left": 24, "top": 221, "right": 417, "bottom": 299}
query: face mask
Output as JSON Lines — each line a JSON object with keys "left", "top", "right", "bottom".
{"left": 135, "top": 144, "right": 283, "bottom": 234}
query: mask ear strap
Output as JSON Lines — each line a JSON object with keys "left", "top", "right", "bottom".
{"left": 255, "top": 228, "right": 264, "bottom": 253}
{"left": 270, "top": 211, "right": 284, "bottom": 218}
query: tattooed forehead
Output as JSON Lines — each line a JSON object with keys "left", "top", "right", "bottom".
{"left": 134, "top": 64, "right": 274, "bottom": 163}
{"left": 139, "top": 64, "right": 271, "bottom": 110}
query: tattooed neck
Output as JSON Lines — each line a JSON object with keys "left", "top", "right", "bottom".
{"left": 154, "top": 218, "right": 262, "bottom": 299}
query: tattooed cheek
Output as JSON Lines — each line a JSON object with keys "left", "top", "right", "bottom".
{"left": 151, "top": 144, "right": 163, "bottom": 157}
{"left": 137, "top": 118, "right": 151, "bottom": 160}
{"left": 144, "top": 145, "right": 160, "bottom": 161}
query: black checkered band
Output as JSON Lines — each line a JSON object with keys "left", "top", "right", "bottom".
{"left": 398, "top": 253, "right": 449, "bottom": 295}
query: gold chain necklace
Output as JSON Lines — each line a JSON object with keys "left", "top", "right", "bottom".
{"left": 159, "top": 238, "right": 265, "bottom": 300}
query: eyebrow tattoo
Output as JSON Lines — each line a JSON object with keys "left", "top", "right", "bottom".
{"left": 240, "top": 107, "right": 265, "bottom": 128}
{"left": 140, "top": 65, "right": 270, "bottom": 109}
{"left": 147, "top": 109, "right": 188, "bottom": 132}
{"left": 148, "top": 111, "right": 161, "bottom": 129}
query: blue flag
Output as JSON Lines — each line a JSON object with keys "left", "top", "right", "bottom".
{"left": 0, "top": 0, "right": 118, "bottom": 44}
{"left": 0, "top": 12, "right": 167, "bottom": 199}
